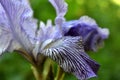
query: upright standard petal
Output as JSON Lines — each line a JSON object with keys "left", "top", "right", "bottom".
{"left": 38, "top": 36, "right": 99, "bottom": 80}
{"left": 0, "top": 3, "right": 21, "bottom": 54}
{"left": 63, "top": 16, "right": 109, "bottom": 51}
{"left": 0, "top": 0, "right": 37, "bottom": 54}
{"left": 49, "top": 0, "right": 68, "bottom": 26}
{"left": 37, "top": 20, "right": 62, "bottom": 41}
{"left": 49, "top": 0, "right": 68, "bottom": 17}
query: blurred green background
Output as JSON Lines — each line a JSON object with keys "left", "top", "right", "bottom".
{"left": 0, "top": 0, "right": 120, "bottom": 80}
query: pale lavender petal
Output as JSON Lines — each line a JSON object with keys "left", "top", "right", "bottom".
{"left": 0, "top": 0, "right": 37, "bottom": 53}
{"left": 37, "top": 20, "right": 52, "bottom": 41}
{"left": 49, "top": 0, "right": 68, "bottom": 26}
{"left": 79, "top": 16, "right": 98, "bottom": 27}
{"left": 7, "top": 40, "right": 21, "bottom": 52}
{"left": 39, "top": 36, "right": 99, "bottom": 80}
{"left": 0, "top": 31, "right": 12, "bottom": 54}
{"left": 49, "top": 0, "right": 68, "bottom": 17}
{"left": 37, "top": 20, "right": 62, "bottom": 41}
{"left": 0, "top": 2, "right": 21, "bottom": 54}
{"left": 0, "top": 24, "right": 21, "bottom": 54}
{"left": 98, "top": 28, "right": 109, "bottom": 39}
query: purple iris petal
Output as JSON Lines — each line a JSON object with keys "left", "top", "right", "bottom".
{"left": 40, "top": 36, "right": 100, "bottom": 80}
{"left": 37, "top": 20, "right": 62, "bottom": 41}
{"left": 49, "top": 0, "right": 68, "bottom": 37}
{"left": 63, "top": 16, "right": 109, "bottom": 51}
{"left": 0, "top": 0, "right": 37, "bottom": 55}
{"left": 49, "top": 0, "right": 68, "bottom": 26}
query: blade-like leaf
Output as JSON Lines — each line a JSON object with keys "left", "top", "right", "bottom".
{"left": 40, "top": 36, "right": 99, "bottom": 80}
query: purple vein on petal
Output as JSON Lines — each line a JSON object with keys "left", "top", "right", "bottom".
{"left": 39, "top": 36, "right": 100, "bottom": 80}
{"left": 0, "top": 0, "right": 37, "bottom": 54}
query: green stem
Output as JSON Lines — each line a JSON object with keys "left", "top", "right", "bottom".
{"left": 43, "top": 59, "right": 54, "bottom": 80}
{"left": 31, "top": 55, "right": 46, "bottom": 80}
{"left": 31, "top": 58, "right": 54, "bottom": 80}
{"left": 55, "top": 66, "right": 65, "bottom": 80}
{"left": 31, "top": 65, "right": 43, "bottom": 80}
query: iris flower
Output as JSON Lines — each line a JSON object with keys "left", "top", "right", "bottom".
{"left": 0, "top": 0, "right": 109, "bottom": 80}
